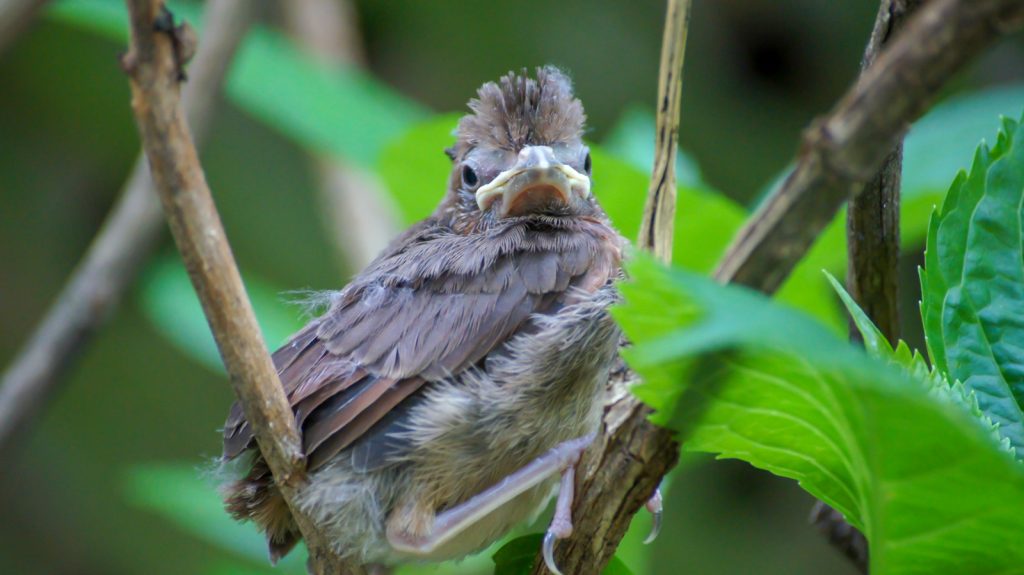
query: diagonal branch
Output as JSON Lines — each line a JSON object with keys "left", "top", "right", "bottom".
{"left": 119, "top": 2, "right": 359, "bottom": 573}
{"left": 532, "top": 0, "right": 1024, "bottom": 573}
{"left": 715, "top": 0, "right": 1024, "bottom": 293}
{"left": 0, "top": 0, "right": 253, "bottom": 454}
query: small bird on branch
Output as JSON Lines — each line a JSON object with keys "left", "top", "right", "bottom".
{"left": 220, "top": 67, "right": 659, "bottom": 574}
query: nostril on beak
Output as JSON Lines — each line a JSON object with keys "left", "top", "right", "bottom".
{"left": 517, "top": 146, "right": 556, "bottom": 170}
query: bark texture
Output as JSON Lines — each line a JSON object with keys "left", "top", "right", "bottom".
{"left": 121, "top": 2, "right": 362, "bottom": 572}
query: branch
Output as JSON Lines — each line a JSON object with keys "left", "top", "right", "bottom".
{"left": 283, "top": 0, "right": 400, "bottom": 271}
{"left": 532, "top": 0, "right": 1024, "bottom": 573}
{"left": 0, "top": 0, "right": 252, "bottom": 454}
{"left": 715, "top": 0, "right": 1024, "bottom": 293}
{"left": 845, "top": 0, "right": 922, "bottom": 345}
{"left": 119, "top": 2, "right": 358, "bottom": 573}
{"left": 812, "top": 1, "right": 925, "bottom": 570}
{"left": 637, "top": 0, "right": 692, "bottom": 263}
{"left": 529, "top": 1, "right": 691, "bottom": 573}
{"left": 0, "top": 0, "right": 48, "bottom": 56}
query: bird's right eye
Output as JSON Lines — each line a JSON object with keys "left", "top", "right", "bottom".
{"left": 462, "top": 164, "right": 479, "bottom": 188}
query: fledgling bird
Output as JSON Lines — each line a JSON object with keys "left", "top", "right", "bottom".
{"left": 221, "top": 67, "right": 655, "bottom": 573}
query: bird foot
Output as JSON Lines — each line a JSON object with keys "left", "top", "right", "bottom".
{"left": 643, "top": 486, "right": 664, "bottom": 544}
{"left": 542, "top": 439, "right": 593, "bottom": 575}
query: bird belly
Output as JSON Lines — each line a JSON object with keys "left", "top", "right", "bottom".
{"left": 297, "top": 288, "right": 621, "bottom": 566}
{"left": 387, "top": 288, "right": 621, "bottom": 562}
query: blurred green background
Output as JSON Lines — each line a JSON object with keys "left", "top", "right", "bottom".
{"left": 1, "top": 1, "right": 1022, "bottom": 574}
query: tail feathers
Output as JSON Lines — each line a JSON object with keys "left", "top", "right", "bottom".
{"left": 223, "top": 458, "right": 302, "bottom": 563}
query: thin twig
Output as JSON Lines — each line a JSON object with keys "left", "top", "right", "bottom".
{"left": 530, "top": 1, "right": 1024, "bottom": 573}
{"left": 283, "top": 0, "right": 400, "bottom": 271}
{"left": 812, "top": 1, "right": 925, "bottom": 570}
{"left": 0, "top": 0, "right": 253, "bottom": 454}
{"left": 120, "top": 2, "right": 360, "bottom": 573}
{"left": 637, "top": 0, "right": 692, "bottom": 263}
{"left": 0, "top": 0, "right": 49, "bottom": 56}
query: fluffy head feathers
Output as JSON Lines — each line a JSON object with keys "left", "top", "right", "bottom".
{"left": 452, "top": 66, "right": 586, "bottom": 158}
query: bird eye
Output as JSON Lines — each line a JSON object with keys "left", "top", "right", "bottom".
{"left": 462, "top": 164, "right": 479, "bottom": 188}
{"left": 583, "top": 152, "right": 592, "bottom": 175}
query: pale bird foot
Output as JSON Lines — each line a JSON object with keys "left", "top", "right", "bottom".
{"left": 542, "top": 438, "right": 593, "bottom": 575}
{"left": 643, "top": 486, "right": 664, "bottom": 545}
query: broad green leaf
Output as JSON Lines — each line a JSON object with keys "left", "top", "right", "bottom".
{"left": 48, "top": 0, "right": 428, "bottom": 167}
{"left": 920, "top": 115, "right": 1024, "bottom": 454}
{"left": 227, "top": 31, "right": 426, "bottom": 166}
{"left": 903, "top": 85, "right": 1024, "bottom": 246}
{"left": 614, "top": 256, "right": 1024, "bottom": 575}
{"left": 602, "top": 105, "right": 703, "bottom": 188}
{"left": 124, "top": 464, "right": 307, "bottom": 572}
{"left": 378, "top": 117, "right": 843, "bottom": 333}
{"left": 827, "top": 273, "right": 1012, "bottom": 457}
{"left": 138, "top": 256, "right": 303, "bottom": 372}
{"left": 491, "top": 534, "right": 634, "bottom": 575}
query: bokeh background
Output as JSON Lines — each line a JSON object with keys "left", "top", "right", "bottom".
{"left": 1, "top": 1, "right": 1022, "bottom": 574}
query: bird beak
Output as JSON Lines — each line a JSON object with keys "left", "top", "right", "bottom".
{"left": 475, "top": 146, "right": 591, "bottom": 217}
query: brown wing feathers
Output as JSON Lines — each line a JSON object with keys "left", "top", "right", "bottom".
{"left": 222, "top": 220, "right": 619, "bottom": 471}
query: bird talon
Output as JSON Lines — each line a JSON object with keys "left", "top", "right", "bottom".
{"left": 543, "top": 531, "right": 563, "bottom": 575}
{"left": 643, "top": 487, "right": 663, "bottom": 545}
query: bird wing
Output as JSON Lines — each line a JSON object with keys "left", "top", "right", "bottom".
{"left": 222, "top": 219, "right": 620, "bottom": 470}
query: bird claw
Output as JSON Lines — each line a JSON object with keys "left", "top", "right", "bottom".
{"left": 543, "top": 530, "right": 564, "bottom": 575}
{"left": 643, "top": 487, "right": 663, "bottom": 545}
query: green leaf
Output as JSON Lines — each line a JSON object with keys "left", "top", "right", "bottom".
{"left": 124, "top": 464, "right": 307, "bottom": 572}
{"left": 48, "top": 0, "right": 428, "bottom": 167}
{"left": 615, "top": 256, "right": 1024, "bottom": 575}
{"left": 827, "top": 273, "right": 1012, "bottom": 457}
{"left": 227, "top": 31, "right": 427, "bottom": 167}
{"left": 138, "top": 256, "right": 304, "bottom": 372}
{"left": 602, "top": 105, "right": 703, "bottom": 187}
{"left": 491, "top": 534, "right": 634, "bottom": 575}
{"left": 920, "top": 115, "right": 1024, "bottom": 455}
{"left": 903, "top": 85, "right": 1024, "bottom": 246}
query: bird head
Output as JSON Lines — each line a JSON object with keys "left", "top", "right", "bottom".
{"left": 439, "top": 67, "right": 598, "bottom": 233}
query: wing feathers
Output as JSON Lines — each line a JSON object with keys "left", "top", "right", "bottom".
{"left": 222, "top": 218, "right": 622, "bottom": 471}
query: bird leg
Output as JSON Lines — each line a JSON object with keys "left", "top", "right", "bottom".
{"left": 387, "top": 433, "right": 595, "bottom": 558}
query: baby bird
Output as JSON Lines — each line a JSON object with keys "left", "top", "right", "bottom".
{"left": 221, "top": 67, "right": 648, "bottom": 574}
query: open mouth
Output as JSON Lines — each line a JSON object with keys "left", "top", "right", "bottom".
{"left": 476, "top": 160, "right": 590, "bottom": 218}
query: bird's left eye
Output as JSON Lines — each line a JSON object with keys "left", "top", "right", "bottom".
{"left": 583, "top": 152, "right": 592, "bottom": 175}
{"left": 462, "top": 164, "right": 479, "bottom": 188}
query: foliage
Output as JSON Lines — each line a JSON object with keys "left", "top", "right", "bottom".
{"left": 49, "top": 0, "right": 429, "bottom": 166}
{"left": 36, "top": 2, "right": 1024, "bottom": 574}
{"left": 615, "top": 114, "right": 1024, "bottom": 574}
{"left": 920, "top": 116, "right": 1024, "bottom": 454}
